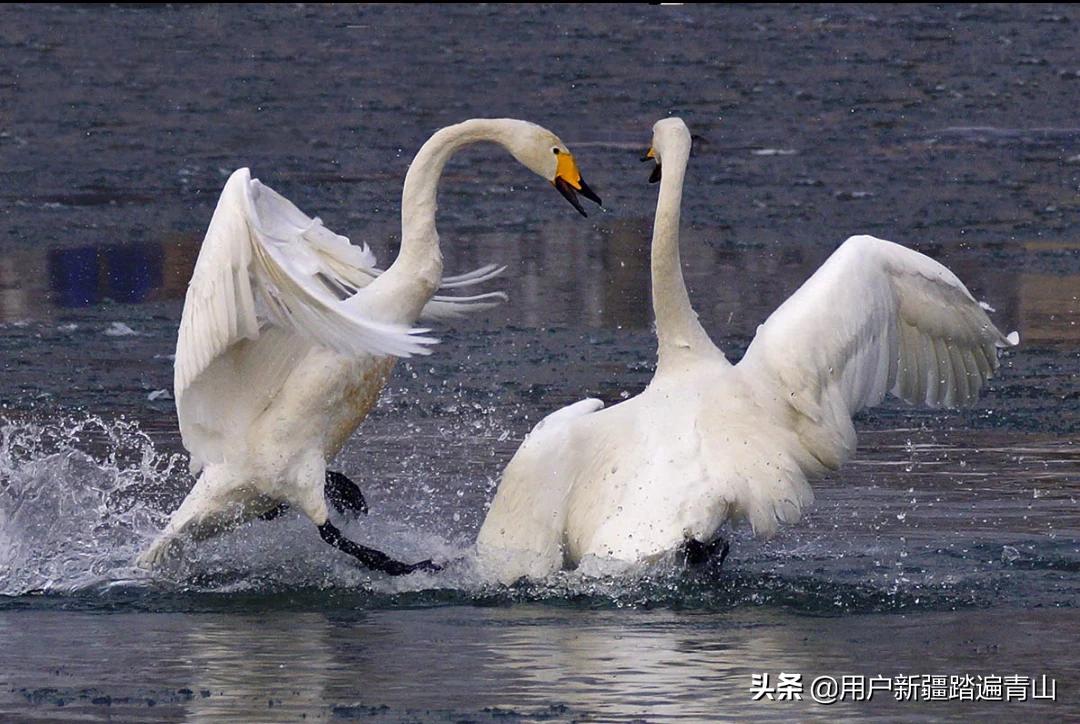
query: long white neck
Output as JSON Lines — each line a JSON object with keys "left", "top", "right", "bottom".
{"left": 650, "top": 140, "right": 725, "bottom": 373}
{"left": 369, "top": 119, "right": 521, "bottom": 321}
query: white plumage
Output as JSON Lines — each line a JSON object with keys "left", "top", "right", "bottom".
{"left": 140, "top": 119, "right": 601, "bottom": 572}
{"left": 475, "top": 117, "right": 1018, "bottom": 582}
{"left": 174, "top": 170, "right": 437, "bottom": 477}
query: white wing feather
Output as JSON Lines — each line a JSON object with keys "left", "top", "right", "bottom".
{"left": 175, "top": 169, "right": 512, "bottom": 471}
{"left": 419, "top": 265, "right": 510, "bottom": 321}
{"left": 175, "top": 169, "right": 437, "bottom": 470}
{"left": 738, "top": 235, "right": 1018, "bottom": 470}
{"left": 175, "top": 169, "right": 436, "bottom": 393}
{"left": 290, "top": 191, "right": 510, "bottom": 321}
{"left": 476, "top": 398, "right": 605, "bottom": 580}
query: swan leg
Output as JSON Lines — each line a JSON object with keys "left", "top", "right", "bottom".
{"left": 137, "top": 466, "right": 242, "bottom": 568}
{"left": 316, "top": 522, "right": 441, "bottom": 576}
{"left": 259, "top": 503, "right": 290, "bottom": 521}
{"left": 680, "top": 535, "right": 730, "bottom": 568}
{"left": 324, "top": 470, "right": 368, "bottom": 516}
{"left": 138, "top": 531, "right": 184, "bottom": 568}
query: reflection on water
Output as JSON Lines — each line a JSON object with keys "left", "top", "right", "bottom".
{"left": 185, "top": 613, "right": 334, "bottom": 722}
{"left": 1018, "top": 241, "right": 1080, "bottom": 343}
{"left": 2, "top": 2, "right": 1079, "bottom": 721}
{"left": 48, "top": 244, "right": 164, "bottom": 307}
{"left": 0, "top": 237, "right": 198, "bottom": 321}
{"left": 1, "top": 606, "right": 1075, "bottom": 721}
{"left": 0, "top": 251, "right": 44, "bottom": 322}
{"left": 2, "top": 228, "right": 1077, "bottom": 350}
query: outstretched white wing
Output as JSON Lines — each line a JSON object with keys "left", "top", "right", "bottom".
{"left": 737, "top": 235, "right": 1018, "bottom": 470}
{"left": 174, "top": 169, "right": 438, "bottom": 472}
{"left": 175, "top": 169, "right": 512, "bottom": 472}
{"left": 175, "top": 168, "right": 435, "bottom": 391}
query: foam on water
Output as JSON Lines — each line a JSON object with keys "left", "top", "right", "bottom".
{"left": 0, "top": 416, "right": 176, "bottom": 595}
{"left": 1, "top": 415, "right": 1075, "bottom": 615}
{"left": 0, "top": 414, "right": 457, "bottom": 597}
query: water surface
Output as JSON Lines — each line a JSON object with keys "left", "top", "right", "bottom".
{"left": 1, "top": 4, "right": 1078, "bottom": 721}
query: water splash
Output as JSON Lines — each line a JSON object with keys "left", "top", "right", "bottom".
{"left": 0, "top": 414, "right": 465, "bottom": 598}
{"left": 0, "top": 415, "right": 180, "bottom": 595}
{"left": 1, "top": 416, "right": 1069, "bottom": 614}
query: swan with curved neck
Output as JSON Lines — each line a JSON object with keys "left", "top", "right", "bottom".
{"left": 476, "top": 117, "right": 1016, "bottom": 582}
{"left": 139, "top": 119, "right": 601, "bottom": 575}
{"left": 370, "top": 119, "right": 601, "bottom": 321}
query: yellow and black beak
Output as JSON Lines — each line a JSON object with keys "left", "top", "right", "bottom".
{"left": 553, "top": 151, "right": 602, "bottom": 217}
{"left": 641, "top": 147, "right": 661, "bottom": 184}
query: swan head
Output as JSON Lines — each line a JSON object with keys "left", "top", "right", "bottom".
{"left": 501, "top": 120, "right": 602, "bottom": 217}
{"left": 642, "top": 117, "right": 692, "bottom": 183}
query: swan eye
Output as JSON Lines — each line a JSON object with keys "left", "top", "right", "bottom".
{"left": 552, "top": 148, "right": 561, "bottom": 155}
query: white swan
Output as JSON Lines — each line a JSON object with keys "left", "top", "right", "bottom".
{"left": 476, "top": 117, "right": 1018, "bottom": 581}
{"left": 138, "top": 119, "right": 601, "bottom": 574}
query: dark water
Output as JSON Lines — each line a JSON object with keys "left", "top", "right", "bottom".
{"left": 1, "top": 4, "right": 1079, "bottom": 721}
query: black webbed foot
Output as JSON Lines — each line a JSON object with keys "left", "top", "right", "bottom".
{"left": 258, "top": 503, "right": 290, "bottom": 521}
{"left": 317, "top": 521, "right": 441, "bottom": 576}
{"left": 325, "top": 470, "right": 368, "bottom": 516}
{"left": 680, "top": 535, "right": 730, "bottom": 569}
{"left": 391, "top": 558, "right": 443, "bottom": 575}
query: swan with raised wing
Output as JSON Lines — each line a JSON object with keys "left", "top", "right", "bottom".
{"left": 476, "top": 117, "right": 1016, "bottom": 581}
{"left": 138, "top": 119, "right": 601, "bottom": 574}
